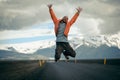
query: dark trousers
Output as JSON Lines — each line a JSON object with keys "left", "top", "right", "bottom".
{"left": 55, "top": 42, "right": 76, "bottom": 61}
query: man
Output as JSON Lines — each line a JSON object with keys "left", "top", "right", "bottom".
{"left": 47, "top": 4, "right": 82, "bottom": 62}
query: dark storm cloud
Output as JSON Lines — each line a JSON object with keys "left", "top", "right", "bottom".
{"left": 0, "top": 0, "right": 120, "bottom": 35}
{"left": 100, "top": 0, "right": 120, "bottom": 6}
{"left": 0, "top": 0, "right": 79, "bottom": 30}
{"left": 73, "top": 0, "right": 120, "bottom": 34}
{"left": 96, "top": 0, "right": 120, "bottom": 34}
{"left": 0, "top": 0, "right": 52, "bottom": 30}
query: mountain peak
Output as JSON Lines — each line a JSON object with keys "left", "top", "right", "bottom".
{"left": 71, "top": 34, "right": 120, "bottom": 49}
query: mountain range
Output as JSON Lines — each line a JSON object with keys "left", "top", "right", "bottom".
{"left": 0, "top": 49, "right": 48, "bottom": 60}
{"left": 0, "top": 35, "right": 120, "bottom": 60}
{"left": 34, "top": 35, "right": 120, "bottom": 59}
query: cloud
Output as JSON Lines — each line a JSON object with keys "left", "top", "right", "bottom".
{"left": 0, "top": 23, "right": 54, "bottom": 40}
{"left": 0, "top": 0, "right": 120, "bottom": 35}
{"left": 100, "top": 0, "right": 120, "bottom": 6}
{"left": 74, "top": 17, "right": 102, "bottom": 35}
{"left": 0, "top": 0, "right": 50, "bottom": 30}
{"left": 80, "top": 0, "right": 120, "bottom": 34}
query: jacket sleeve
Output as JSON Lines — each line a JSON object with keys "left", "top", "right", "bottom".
{"left": 49, "top": 8, "right": 58, "bottom": 24}
{"left": 69, "top": 12, "right": 79, "bottom": 26}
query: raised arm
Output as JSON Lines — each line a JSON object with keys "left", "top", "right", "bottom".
{"left": 47, "top": 4, "right": 58, "bottom": 24}
{"left": 69, "top": 7, "right": 82, "bottom": 25}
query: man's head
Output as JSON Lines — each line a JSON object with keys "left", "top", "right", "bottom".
{"left": 61, "top": 16, "right": 68, "bottom": 23}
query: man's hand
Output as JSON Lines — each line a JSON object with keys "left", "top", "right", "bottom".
{"left": 76, "top": 7, "right": 82, "bottom": 13}
{"left": 47, "top": 4, "right": 52, "bottom": 9}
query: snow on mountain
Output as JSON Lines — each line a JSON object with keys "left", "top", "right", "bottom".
{"left": 70, "top": 34, "right": 120, "bottom": 49}
{"left": 7, "top": 47, "right": 18, "bottom": 52}
{"left": 0, "top": 33, "right": 120, "bottom": 54}
{"left": 34, "top": 34, "right": 120, "bottom": 59}
{"left": 13, "top": 40, "right": 55, "bottom": 54}
{"left": 0, "top": 40, "right": 55, "bottom": 54}
{"left": 0, "top": 49, "right": 48, "bottom": 60}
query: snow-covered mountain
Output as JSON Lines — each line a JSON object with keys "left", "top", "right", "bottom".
{"left": 0, "top": 34, "right": 120, "bottom": 59}
{"left": 34, "top": 44, "right": 120, "bottom": 59}
{"left": 75, "top": 45, "right": 120, "bottom": 59}
{"left": 7, "top": 47, "right": 18, "bottom": 52}
{"left": 0, "top": 49, "right": 48, "bottom": 60}
{"left": 0, "top": 40, "right": 55, "bottom": 54}
{"left": 33, "top": 34, "right": 120, "bottom": 59}
{"left": 70, "top": 34, "right": 120, "bottom": 50}
{"left": 0, "top": 34, "right": 120, "bottom": 54}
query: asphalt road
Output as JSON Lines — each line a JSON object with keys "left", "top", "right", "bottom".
{"left": 0, "top": 60, "right": 120, "bottom": 80}
{"left": 40, "top": 62, "right": 120, "bottom": 80}
{"left": 0, "top": 60, "right": 42, "bottom": 80}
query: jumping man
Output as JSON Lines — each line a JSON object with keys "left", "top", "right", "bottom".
{"left": 47, "top": 4, "right": 82, "bottom": 62}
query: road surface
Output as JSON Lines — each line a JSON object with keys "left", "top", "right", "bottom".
{"left": 39, "top": 62, "right": 120, "bottom": 80}
{"left": 0, "top": 60, "right": 120, "bottom": 80}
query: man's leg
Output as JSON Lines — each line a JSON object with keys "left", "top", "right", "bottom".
{"left": 63, "top": 50, "right": 69, "bottom": 60}
{"left": 55, "top": 42, "right": 63, "bottom": 62}
{"left": 63, "top": 42, "right": 76, "bottom": 58}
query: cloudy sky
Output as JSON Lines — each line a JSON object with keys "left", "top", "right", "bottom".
{"left": 0, "top": 0, "right": 120, "bottom": 53}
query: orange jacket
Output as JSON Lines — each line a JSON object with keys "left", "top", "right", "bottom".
{"left": 49, "top": 8, "right": 79, "bottom": 37}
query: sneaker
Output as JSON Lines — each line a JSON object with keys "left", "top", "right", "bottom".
{"left": 55, "top": 59, "right": 58, "bottom": 62}
{"left": 65, "top": 55, "right": 69, "bottom": 60}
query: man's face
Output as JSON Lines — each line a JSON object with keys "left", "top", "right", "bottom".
{"left": 62, "top": 16, "right": 68, "bottom": 23}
